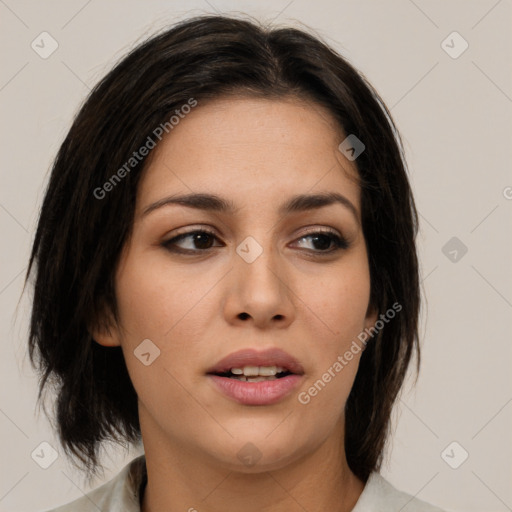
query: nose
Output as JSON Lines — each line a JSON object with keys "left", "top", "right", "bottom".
{"left": 222, "top": 239, "right": 296, "bottom": 330}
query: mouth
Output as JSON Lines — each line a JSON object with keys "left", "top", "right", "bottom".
{"left": 209, "top": 365, "right": 295, "bottom": 382}
{"left": 206, "top": 347, "right": 304, "bottom": 378}
{"left": 206, "top": 348, "right": 304, "bottom": 405}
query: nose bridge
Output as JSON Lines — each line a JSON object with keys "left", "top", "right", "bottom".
{"left": 236, "top": 234, "right": 283, "bottom": 298}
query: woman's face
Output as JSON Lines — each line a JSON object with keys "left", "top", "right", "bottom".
{"left": 96, "top": 96, "right": 377, "bottom": 472}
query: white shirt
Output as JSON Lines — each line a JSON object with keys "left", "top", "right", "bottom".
{"left": 43, "top": 455, "right": 446, "bottom": 512}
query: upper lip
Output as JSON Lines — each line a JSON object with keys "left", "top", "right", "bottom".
{"left": 206, "top": 348, "right": 305, "bottom": 375}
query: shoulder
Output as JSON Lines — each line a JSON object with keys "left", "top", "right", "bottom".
{"left": 41, "top": 455, "right": 146, "bottom": 512}
{"left": 352, "top": 472, "right": 447, "bottom": 512}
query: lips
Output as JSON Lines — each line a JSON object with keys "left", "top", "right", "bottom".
{"left": 206, "top": 347, "right": 305, "bottom": 376}
{"left": 206, "top": 347, "right": 305, "bottom": 405}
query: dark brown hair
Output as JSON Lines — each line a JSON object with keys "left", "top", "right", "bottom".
{"left": 26, "top": 14, "right": 420, "bottom": 483}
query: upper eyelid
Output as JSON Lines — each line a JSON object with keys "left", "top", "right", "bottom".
{"left": 166, "top": 225, "right": 343, "bottom": 240}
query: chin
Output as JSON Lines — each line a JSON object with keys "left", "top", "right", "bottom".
{"left": 204, "top": 431, "right": 313, "bottom": 474}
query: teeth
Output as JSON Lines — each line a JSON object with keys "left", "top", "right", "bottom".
{"left": 244, "top": 365, "right": 260, "bottom": 376}
{"left": 258, "top": 366, "right": 278, "bottom": 376}
{"left": 230, "top": 375, "right": 278, "bottom": 382}
{"left": 228, "top": 365, "right": 285, "bottom": 377}
{"left": 247, "top": 376, "right": 277, "bottom": 382}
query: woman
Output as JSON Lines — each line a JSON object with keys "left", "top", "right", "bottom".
{"left": 28, "top": 14, "right": 446, "bottom": 512}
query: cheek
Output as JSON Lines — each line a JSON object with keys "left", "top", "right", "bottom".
{"left": 305, "top": 255, "right": 372, "bottom": 349}
{"left": 295, "top": 281, "right": 367, "bottom": 431}
{"left": 114, "top": 251, "right": 212, "bottom": 343}
{"left": 294, "top": 252, "right": 371, "bottom": 414}
{"left": 113, "top": 251, "right": 221, "bottom": 396}
{"left": 113, "top": 256, "right": 210, "bottom": 424}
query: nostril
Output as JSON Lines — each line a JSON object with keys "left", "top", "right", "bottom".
{"left": 238, "top": 312, "right": 250, "bottom": 320}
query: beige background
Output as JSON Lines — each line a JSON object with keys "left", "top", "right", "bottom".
{"left": 1, "top": 1, "right": 511, "bottom": 511}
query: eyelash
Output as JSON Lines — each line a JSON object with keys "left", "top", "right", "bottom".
{"left": 161, "top": 228, "right": 350, "bottom": 256}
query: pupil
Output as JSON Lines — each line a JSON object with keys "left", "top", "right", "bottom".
{"left": 194, "top": 233, "right": 213, "bottom": 249}
{"left": 312, "top": 234, "right": 331, "bottom": 251}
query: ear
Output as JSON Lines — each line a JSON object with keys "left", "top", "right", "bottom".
{"left": 88, "top": 308, "right": 121, "bottom": 347}
{"left": 363, "top": 302, "right": 378, "bottom": 331}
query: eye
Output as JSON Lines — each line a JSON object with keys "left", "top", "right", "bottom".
{"left": 292, "top": 229, "right": 349, "bottom": 254}
{"left": 161, "top": 229, "right": 223, "bottom": 253}
{"left": 161, "top": 228, "right": 349, "bottom": 255}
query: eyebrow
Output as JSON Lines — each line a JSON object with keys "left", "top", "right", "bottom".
{"left": 142, "top": 191, "right": 359, "bottom": 222}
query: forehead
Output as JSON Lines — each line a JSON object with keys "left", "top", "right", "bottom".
{"left": 137, "top": 96, "right": 361, "bottom": 215}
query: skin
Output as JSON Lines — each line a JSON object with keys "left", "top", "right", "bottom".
{"left": 94, "top": 96, "right": 377, "bottom": 512}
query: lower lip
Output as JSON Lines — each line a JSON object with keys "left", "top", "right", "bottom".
{"left": 207, "top": 374, "right": 302, "bottom": 405}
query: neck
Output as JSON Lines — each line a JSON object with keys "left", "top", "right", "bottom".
{"left": 140, "top": 412, "right": 365, "bottom": 512}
